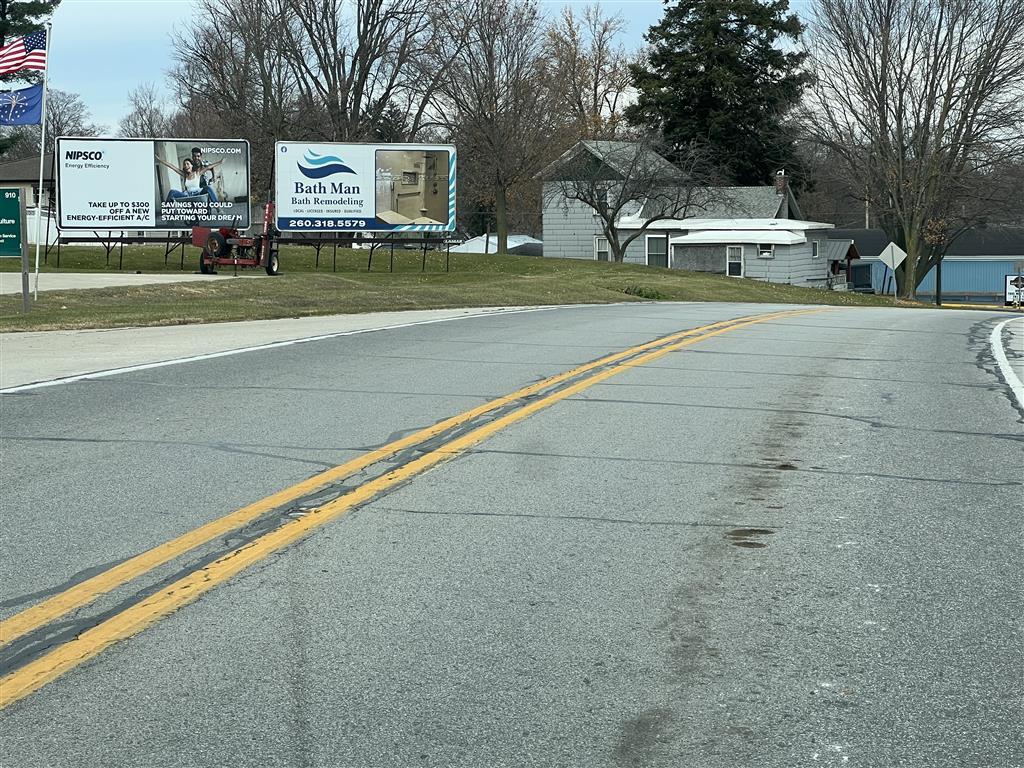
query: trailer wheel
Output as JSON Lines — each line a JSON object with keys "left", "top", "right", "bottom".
{"left": 205, "top": 232, "right": 230, "bottom": 258}
{"left": 199, "top": 254, "right": 212, "bottom": 275}
{"left": 265, "top": 249, "right": 280, "bottom": 276}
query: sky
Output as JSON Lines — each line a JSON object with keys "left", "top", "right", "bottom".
{"left": 44, "top": 0, "right": 814, "bottom": 131}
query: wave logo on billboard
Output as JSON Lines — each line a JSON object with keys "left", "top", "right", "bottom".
{"left": 297, "top": 150, "right": 356, "bottom": 179}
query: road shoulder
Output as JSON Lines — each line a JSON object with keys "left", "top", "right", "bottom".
{"left": 0, "top": 306, "right": 560, "bottom": 391}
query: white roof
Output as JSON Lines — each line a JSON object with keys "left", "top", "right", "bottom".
{"left": 670, "top": 230, "right": 806, "bottom": 246}
{"left": 617, "top": 216, "right": 835, "bottom": 232}
{"left": 449, "top": 234, "right": 542, "bottom": 253}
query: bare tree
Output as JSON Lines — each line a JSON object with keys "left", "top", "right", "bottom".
{"left": 118, "top": 83, "right": 174, "bottom": 138}
{"left": 542, "top": 138, "right": 717, "bottom": 262}
{"left": 169, "top": 0, "right": 461, "bottom": 192}
{"left": 438, "top": 0, "right": 565, "bottom": 253}
{"left": 275, "top": 0, "right": 444, "bottom": 142}
{"left": 545, "top": 5, "right": 634, "bottom": 138}
{"left": 170, "top": 0, "right": 302, "bottom": 192}
{"left": 805, "top": 0, "right": 1024, "bottom": 298}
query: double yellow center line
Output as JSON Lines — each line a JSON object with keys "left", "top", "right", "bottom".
{"left": 0, "top": 308, "right": 820, "bottom": 708}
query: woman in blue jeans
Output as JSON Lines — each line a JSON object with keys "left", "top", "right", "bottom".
{"left": 156, "top": 156, "right": 224, "bottom": 203}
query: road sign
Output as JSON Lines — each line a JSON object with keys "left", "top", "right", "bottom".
{"left": 0, "top": 187, "right": 22, "bottom": 258}
{"left": 1, "top": 187, "right": 30, "bottom": 312}
{"left": 878, "top": 242, "right": 907, "bottom": 270}
{"left": 1006, "top": 274, "right": 1024, "bottom": 306}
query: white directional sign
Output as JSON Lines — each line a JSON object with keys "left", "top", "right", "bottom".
{"left": 1006, "top": 274, "right": 1024, "bottom": 306}
{"left": 878, "top": 242, "right": 908, "bottom": 270}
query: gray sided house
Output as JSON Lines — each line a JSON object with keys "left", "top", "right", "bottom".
{"left": 666, "top": 219, "right": 834, "bottom": 286}
{"left": 0, "top": 153, "right": 54, "bottom": 211}
{"left": 540, "top": 140, "right": 685, "bottom": 263}
{"left": 540, "top": 141, "right": 833, "bottom": 286}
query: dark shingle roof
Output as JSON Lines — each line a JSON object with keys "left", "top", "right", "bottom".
{"left": 543, "top": 141, "right": 806, "bottom": 221}
{"left": 581, "top": 140, "right": 682, "bottom": 180}
{"left": 828, "top": 229, "right": 890, "bottom": 259}
{"left": 539, "top": 141, "right": 683, "bottom": 182}
{"left": 647, "top": 186, "right": 783, "bottom": 219}
{"left": 0, "top": 154, "right": 54, "bottom": 182}
{"left": 947, "top": 228, "right": 1024, "bottom": 256}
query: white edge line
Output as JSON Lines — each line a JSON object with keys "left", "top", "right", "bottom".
{"left": 0, "top": 304, "right": 627, "bottom": 395}
{"left": 990, "top": 317, "right": 1024, "bottom": 410}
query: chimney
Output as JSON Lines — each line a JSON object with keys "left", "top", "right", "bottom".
{"left": 774, "top": 169, "right": 789, "bottom": 195}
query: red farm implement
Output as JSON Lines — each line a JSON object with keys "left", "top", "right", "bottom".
{"left": 192, "top": 202, "right": 280, "bottom": 275}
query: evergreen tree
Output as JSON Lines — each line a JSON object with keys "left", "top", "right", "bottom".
{"left": 1, "top": 0, "right": 59, "bottom": 46}
{"left": 0, "top": 1, "right": 60, "bottom": 156}
{"left": 626, "top": 0, "right": 809, "bottom": 186}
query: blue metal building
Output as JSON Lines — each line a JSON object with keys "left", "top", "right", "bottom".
{"left": 829, "top": 228, "right": 1024, "bottom": 302}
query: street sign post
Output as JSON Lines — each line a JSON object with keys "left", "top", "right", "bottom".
{"left": 0, "top": 187, "right": 29, "bottom": 312}
{"left": 878, "top": 242, "right": 907, "bottom": 301}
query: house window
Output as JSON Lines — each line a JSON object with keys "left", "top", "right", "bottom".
{"left": 811, "top": 240, "right": 820, "bottom": 258}
{"left": 596, "top": 186, "right": 609, "bottom": 208}
{"left": 594, "top": 236, "right": 610, "bottom": 262}
{"left": 646, "top": 235, "right": 668, "bottom": 268}
{"left": 727, "top": 245, "right": 743, "bottom": 277}
{"left": 758, "top": 243, "right": 775, "bottom": 259}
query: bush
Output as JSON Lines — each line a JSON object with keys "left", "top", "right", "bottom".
{"left": 623, "top": 284, "right": 666, "bottom": 300}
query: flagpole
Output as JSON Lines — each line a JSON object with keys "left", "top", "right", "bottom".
{"left": 32, "top": 22, "right": 51, "bottom": 300}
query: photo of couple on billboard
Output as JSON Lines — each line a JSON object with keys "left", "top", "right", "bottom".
{"left": 153, "top": 140, "right": 250, "bottom": 227}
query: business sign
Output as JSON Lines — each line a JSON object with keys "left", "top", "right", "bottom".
{"left": 56, "top": 137, "right": 250, "bottom": 230}
{"left": 1006, "top": 274, "right": 1024, "bottom": 306}
{"left": 0, "top": 187, "right": 22, "bottom": 257}
{"left": 275, "top": 142, "right": 456, "bottom": 232}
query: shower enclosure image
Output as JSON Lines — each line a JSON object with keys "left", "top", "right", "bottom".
{"left": 374, "top": 149, "right": 450, "bottom": 225}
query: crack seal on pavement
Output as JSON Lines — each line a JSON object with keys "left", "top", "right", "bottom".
{"left": 0, "top": 309, "right": 824, "bottom": 707}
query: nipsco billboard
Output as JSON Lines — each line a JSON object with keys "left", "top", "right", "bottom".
{"left": 275, "top": 142, "right": 456, "bottom": 232}
{"left": 56, "top": 137, "right": 251, "bottom": 230}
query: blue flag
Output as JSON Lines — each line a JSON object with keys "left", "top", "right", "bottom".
{"left": 0, "top": 83, "right": 43, "bottom": 126}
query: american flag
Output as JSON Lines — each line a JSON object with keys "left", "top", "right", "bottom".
{"left": 0, "top": 30, "right": 47, "bottom": 77}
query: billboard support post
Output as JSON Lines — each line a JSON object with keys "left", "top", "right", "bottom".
{"left": 32, "top": 21, "right": 52, "bottom": 300}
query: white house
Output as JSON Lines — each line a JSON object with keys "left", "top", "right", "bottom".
{"left": 663, "top": 218, "right": 835, "bottom": 285}
{"left": 541, "top": 141, "right": 836, "bottom": 286}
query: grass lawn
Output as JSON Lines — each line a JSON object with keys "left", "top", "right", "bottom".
{"left": 0, "top": 244, "right": 904, "bottom": 332}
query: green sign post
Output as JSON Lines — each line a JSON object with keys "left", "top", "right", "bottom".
{"left": 0, "top": 187, "right": 30, "bottom": 312}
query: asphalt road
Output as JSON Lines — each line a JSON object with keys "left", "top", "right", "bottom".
{"left": 1, "top": 303, "right": 1021, "bottom": 768}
